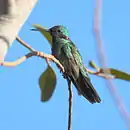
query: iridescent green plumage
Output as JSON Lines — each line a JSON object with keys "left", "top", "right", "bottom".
{"left": 48, "top": 25, "right": 101, "bottom": 103}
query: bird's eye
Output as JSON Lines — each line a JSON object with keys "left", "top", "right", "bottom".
{"left": 57, "top": 30, "right": 61, "bottom": 33}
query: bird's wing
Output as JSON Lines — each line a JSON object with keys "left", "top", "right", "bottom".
{"left": 61, "top": 41, "right": 86, "bottom": 79}
{"left": 61, "top": 41, "right": 101, "bottom": 103}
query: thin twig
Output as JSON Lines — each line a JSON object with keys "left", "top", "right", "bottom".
{"left": 86, "top": 68, "right": 114, "bottom": 79}
{"left": 16, "top": 36, "right": 35, "bottom": 52}
{"left": 0, "top": 51, "right": 64, "bottom": 72}
{"left": 68, "top": 80, "right": 73, "bottom": 130}
{"left": 93, "top": 0, "right": 130, "bottom": 129}
{"left": 0, "top": 36, "right": 65, "bottom": 72}
{"left": 16, "top": 36, "right": 65, "bottom": 72}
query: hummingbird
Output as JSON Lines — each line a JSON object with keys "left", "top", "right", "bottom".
{"left": 47, "top": 25, "right": 101, "bottom": 104}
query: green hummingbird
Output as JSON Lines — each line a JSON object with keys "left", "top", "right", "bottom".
{"left": 47, "top": 25, "right": 101, "bottom": 104}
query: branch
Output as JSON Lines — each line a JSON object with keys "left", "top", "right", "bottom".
{"left": 93, "top": 0, "right": 130, "bottom": 129}
{"left": 16, "top": 36, "right": 35, "bottom": 52}
{"left": 86, "top": 68, "right": 114, "bottom": 79}
{"left": 0, "top": 51, "right": 62, "bottom": 71}
{"left": 68, "top": 80, "right": 73, "bottom": 130}
{"left": 0, "top": 36, "right": 65, "bottom": 73}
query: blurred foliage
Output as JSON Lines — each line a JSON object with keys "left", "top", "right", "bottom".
{"left": 39, "top": 65, "right": 57, "bottom": 102}
{"left": 110, "top": 68, "right": 130, "bottom": 81}
{"left": 32, "top": 24, "right": 52, "bottom": 46}
{"left": 89, "top": 61, "right": 130, "bottom": 81}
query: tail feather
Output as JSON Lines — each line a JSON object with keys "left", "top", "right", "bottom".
{"left": 64, "top": 58, "right": 101, "bottom": 103}
{"left": 71, "top": 70, "right": 101, "bottom": 104}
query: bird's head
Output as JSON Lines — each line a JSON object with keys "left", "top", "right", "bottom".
{"left": 47, "top": 25, "right": 69, "bottom": 39}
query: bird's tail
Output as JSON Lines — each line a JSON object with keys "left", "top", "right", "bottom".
{"left": 72, "top": 68, "right": 101, "bottom": 104}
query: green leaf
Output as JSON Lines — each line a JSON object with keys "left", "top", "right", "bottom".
{"left": 39, "top": 65, "right": 57, "bottom": 102}
{"left": 32, "top": 24, "right": 52, "bottom": 46}
{"left": 109, "top": 68, "right": 130, "bottom": 81}
{"left": 89, "top": 60, "right": 99, "bottom": 70}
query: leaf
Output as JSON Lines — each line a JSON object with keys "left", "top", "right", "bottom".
{"left": 39, "top": 65, "right": 57, "bottom": 102}
{"left": 89, "top": 60, "right": 99, "bottom": 70}
{"left": 109, "top": 68, "right": 130, "bottom": 81}
{"left": 32, "top": 24, "right": 52, "bottom": 46}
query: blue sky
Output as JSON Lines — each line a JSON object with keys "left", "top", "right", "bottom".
{"left": 0, "top": 0, "right": 130, "bottom": 130}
